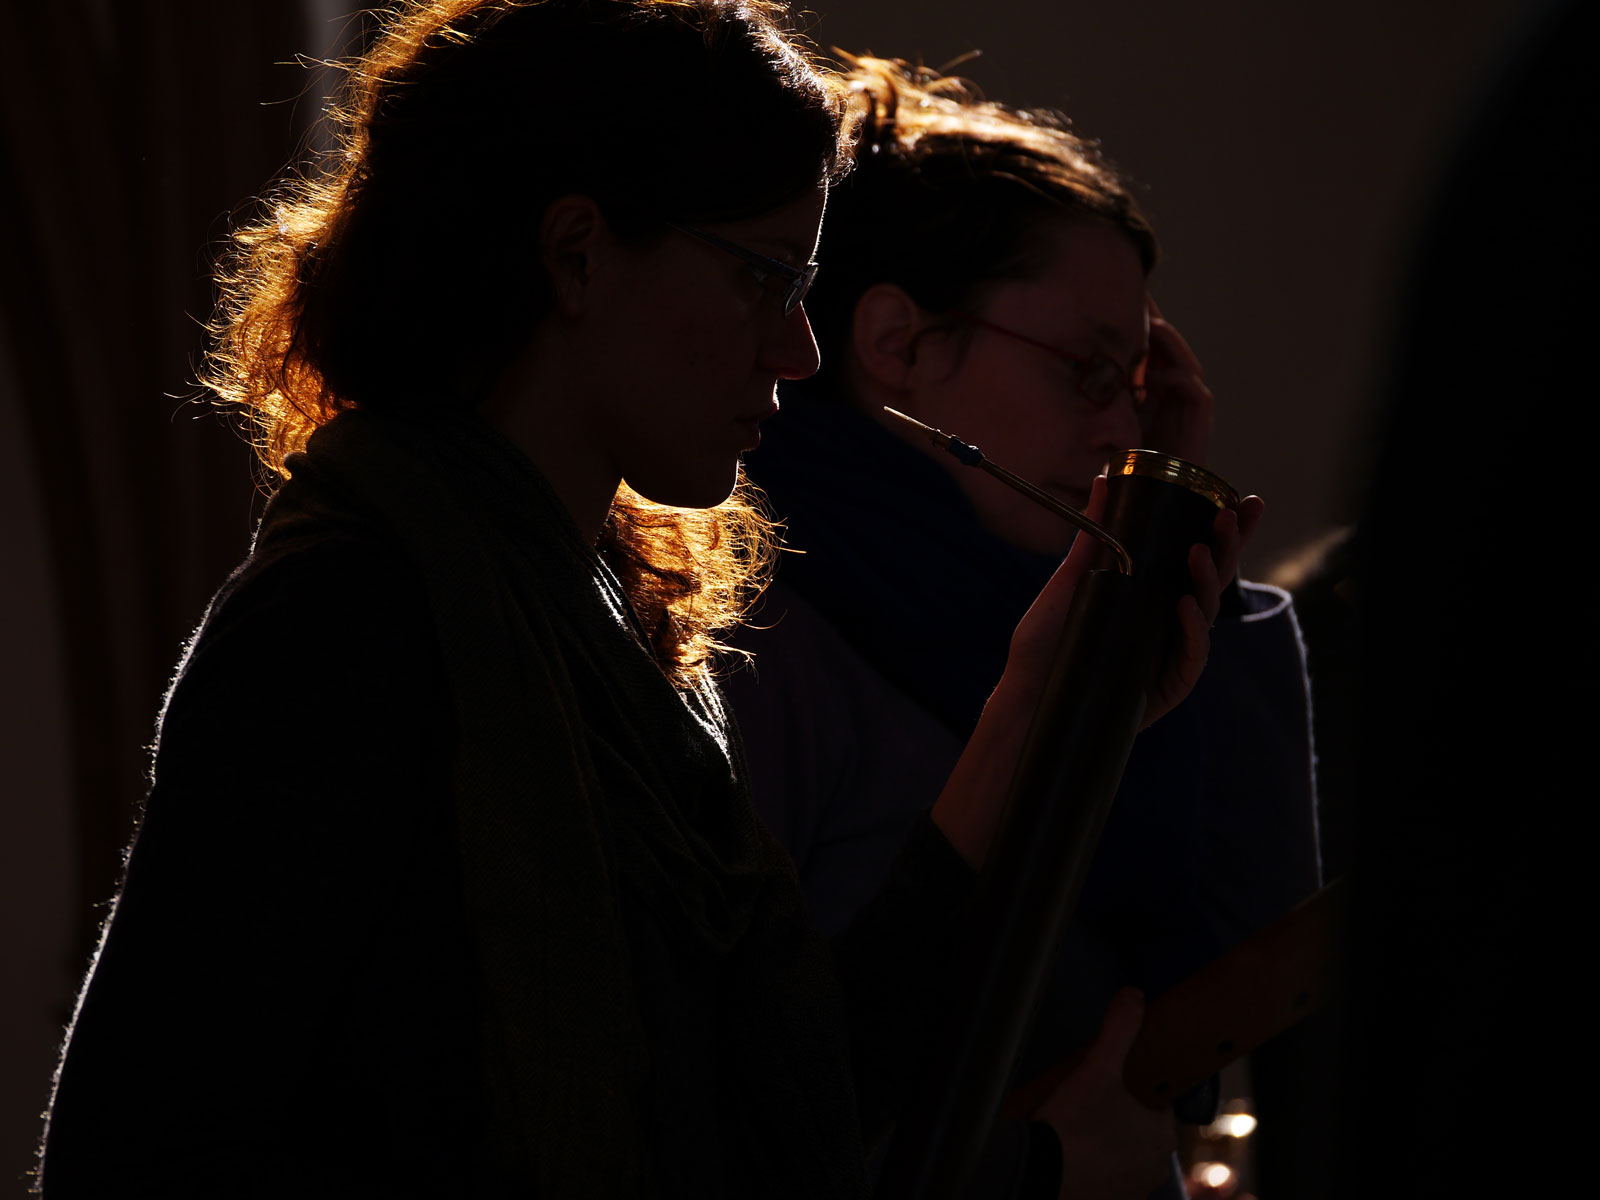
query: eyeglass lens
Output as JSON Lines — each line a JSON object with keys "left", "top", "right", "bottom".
{"left": 1078, "top": 355, "right": 1145, "bottom": 410}
{"left": 785, "top": 264, "right": 818, "bottom": 315}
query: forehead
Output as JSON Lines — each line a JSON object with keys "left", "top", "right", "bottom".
{"left": 988, "top": 217, "right": 1149, "bottom": 351}
{"left": 696, "top": 184, "right": 828, "bottom": 265}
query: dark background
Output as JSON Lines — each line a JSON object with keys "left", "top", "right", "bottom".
{"left": 0, "top": 0, "right": 1535, "bottom": 1191}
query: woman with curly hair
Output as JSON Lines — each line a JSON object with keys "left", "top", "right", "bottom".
{"left": 38, "top": 7, "right": 1247, "bottom": 1197}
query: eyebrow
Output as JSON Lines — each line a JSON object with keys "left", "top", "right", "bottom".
{"left": 1086, "top": 318, "right": 1134, "bottom": 352}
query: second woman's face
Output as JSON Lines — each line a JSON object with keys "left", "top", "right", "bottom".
{"left": 909, "top": 217, "right": 1149, "bottom": 557}
{"left": 580, "top": 185, "right": 828, "bottom": 511}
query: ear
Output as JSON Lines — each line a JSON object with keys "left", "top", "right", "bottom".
{"left": 538, "top": 194, "right": 608, "bottom": 316}
{"left": 851, "top": 282, "right": 927, "bottom": 393}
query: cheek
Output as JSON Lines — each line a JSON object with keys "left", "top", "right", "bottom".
{"left": 923, "top": 360, "right": 1095, "bottom": 553}
{"left": 951, "top": 465, "right": 1079, "bottom": 556}
{"left": 933, "top": 359, "right": 1075, "bottom": 473}
{"left": 621, "top": 304, "right": 746, "bottom": 413}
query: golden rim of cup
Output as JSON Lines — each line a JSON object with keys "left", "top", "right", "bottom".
{"left": 1109, "top": 450, "right": 1240, "bottom": 511}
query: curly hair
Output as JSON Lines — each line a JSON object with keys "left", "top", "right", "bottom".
{"left": 201, "top": 0, "right": 851, "bottom": 684}
{"left": 796, "top": 52, "right": 1157, "bottom": 396}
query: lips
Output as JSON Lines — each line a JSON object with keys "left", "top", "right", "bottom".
{"left": 737, "top": 400, "right": 780, "bottom": 424}
{"left": 735, "top": 409, "right": 773, "bottom": 450}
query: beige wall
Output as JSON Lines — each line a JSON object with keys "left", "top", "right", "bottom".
{"left": 807, "top": 0, "right": 1529, "bottom": 567}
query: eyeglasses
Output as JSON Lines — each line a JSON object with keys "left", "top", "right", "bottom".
{"left": 950, "top": 311, "right": 1147, "bottom": 411}
{"left": 667, "top": 221, "right": 819, "bottom": 316}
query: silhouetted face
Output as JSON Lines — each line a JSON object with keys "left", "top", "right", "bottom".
{"left": 907, "top": 217, "right": 1148, "bottom": 556}
{"left": 581, "top": 186, "right": 828, "bottom": 509}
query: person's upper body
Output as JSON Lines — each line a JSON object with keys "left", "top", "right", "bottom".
{"left": 731, "top": 398, "right": 1318, "bottom": 1083}
{"left": 37, "top": 9, "right": 1251, "bottom": 1200}
{"left": 725, "top": 55, "right": 1320, "bottom": 1168}
{"left": 41, "top": 408, "right": 986, "bottom": 1198}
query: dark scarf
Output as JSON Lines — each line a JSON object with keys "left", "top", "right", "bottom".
{"left": 746, "top": 393, "right": 1059, "bottom": 738}
{"left": 252, "top": 409, "right": 866, "bottom": 1197}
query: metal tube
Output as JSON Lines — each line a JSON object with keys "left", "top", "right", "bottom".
{"left": 876, "top": 449, "right": 1238, "bottom": 1198}
{"left": 877, "top": 568, "right": 1163, "bottom": 1197}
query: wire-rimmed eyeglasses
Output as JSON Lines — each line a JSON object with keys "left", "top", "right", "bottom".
{"left": 950, "top": 310, "right": 1147, "bottom": 411}
{"left": 667, "top": 221, "right": 818, "bottom": 316}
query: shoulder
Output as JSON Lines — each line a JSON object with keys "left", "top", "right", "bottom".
{"left": 1235, "top": 579, "right": 1295, "bottom": 621}
{"left": 728, "top": 579, "right": 870, "bottom": 701}
{"left": 722, "top": 579, "right": 961, "bottom": 901}
{"left": 725, "top": 579, "right": 958, "bottom": 767}
{"left": 137, "top": 523, "right": 459, "bottom": 929}
{"left": 193, "top": 528, "right": 432, "bottom": 672}
{"left": 720, "top": 581, "right": 864, "bottom": 849}
{"left": 157, "top": 528, "right": 448, "bottom": 777}
{"left": 1207, "top": 579, "right": 1311, "bottom": 689}
{"left": 1129, "top": 576, "right": 1316, "bottom": 821}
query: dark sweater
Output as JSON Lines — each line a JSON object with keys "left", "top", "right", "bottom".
{"left": 728, "top": 395, "right": 1322, "bottom": 1191}
{"left": 39, "top": 412, "right": 978, "bottom": 1198}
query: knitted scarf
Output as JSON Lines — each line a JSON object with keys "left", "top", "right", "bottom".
{"left": 252, "top": 409, "right": 866, "bottom": 1197}
{"left": 745, "top": 393, "right": 1058, "bottom": 739}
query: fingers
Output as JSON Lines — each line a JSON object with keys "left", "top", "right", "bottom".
{"left": 1144, "top": 499, "right": 1255, "bottom": 729}
{"left": 1148, "top": 306, "right": 1204, "bottom": 378}
{"left": 1205, "top": 496, "right": 1262, "bottom": 592}
{"left": 1007, "top": 474, "right": 1109, "bottom": 677}
{"left": 1189, "top": 542, "right": 1223, "bottom": 626}
{"left": 1043, "top": 475, "right": 1108, "bottom": 603}
{"left": 1050, "top": 474, "right": 1107, "bottom": 592}
{"left": 1085, "top": 987, "right": 1146, "bottom": 1077}
{"left": 1083, "top": 471, "right": 1108, "bottom": 521}
{"left": 1036, "top": 984, "right": 1175, "bottom": 1199}
{"left": 1236, "top": 494, "right": 1265, "bottom": 545}
{"left": 1073, "top": 474, "right": 1110, "bottom": 559}
{"left": 1173, "top": 591, "right": 1211, "bottom": 679}
{"left": 1142, "top": 298, "right": 1213, "bottom": 465}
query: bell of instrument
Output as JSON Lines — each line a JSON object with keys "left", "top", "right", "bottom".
{"left": 1093, "top": 449, "right": 1241, "bottom": 684}
{"left": 1100, "top": 449, "right": 1240, "bottom": 589}
{"left": 879, "top": 447, "right": 1246, "bottom": 1200}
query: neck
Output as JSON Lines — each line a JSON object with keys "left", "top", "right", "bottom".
{"left": 481, "top": 329, "right": 619, "bottom": 545}
{"left": 845, "top": 368, "right": 957, "bottom": 482}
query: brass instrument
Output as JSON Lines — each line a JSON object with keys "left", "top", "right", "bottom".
{"left": 878, "top": 411, "right": 1259, "bottom": 1198}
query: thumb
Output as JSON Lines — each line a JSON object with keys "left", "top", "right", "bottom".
{"left": 1010, "top": 472, "right": 1109, "bottom": 667}
{"left": 1084, "top": 987, "right": 1145, "bottom": 1077}
{"left": 1056, "top": 472, "right": 1109, "bottom": 576}
{"left": 1034, "top": 473, "right": 1108, "bottom": 610}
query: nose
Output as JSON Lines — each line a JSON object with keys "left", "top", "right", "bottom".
{"left": 1089, "top": 389, "right": 1145, "bottom": 460}
{"left": 763, "top": 302, "right": 822, "bottom": 382}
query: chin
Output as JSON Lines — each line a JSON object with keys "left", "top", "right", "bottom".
{"left": 996, "top": 519, "right": 1077, "bottom": 560}
{"left": 623, "top": 462, "right": 742, "bottom": 511}
{"left": 1019, "top": 534, "right": 1078, "bottom": 560}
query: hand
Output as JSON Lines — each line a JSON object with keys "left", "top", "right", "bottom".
{"left": 932, "top": 477, "right": 1112, "bottom": 866}
{"left": 1007, "top": 482, "right": 1265, "bottom": 729}
{"left": 1005, "top": 474, "right": 1116, "bottom": 686}
{"left": 1034, "top": 988, "right": 1177, "bottom": 1200}
{"left": 1141, "top": 493, "right": 1264, "bottom": 728}
{"left": 931, "top": 483, "right": 1262, "bottom": 868}
{"left": 1141, "top": 298, "right": 1213, "bottom": 466}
